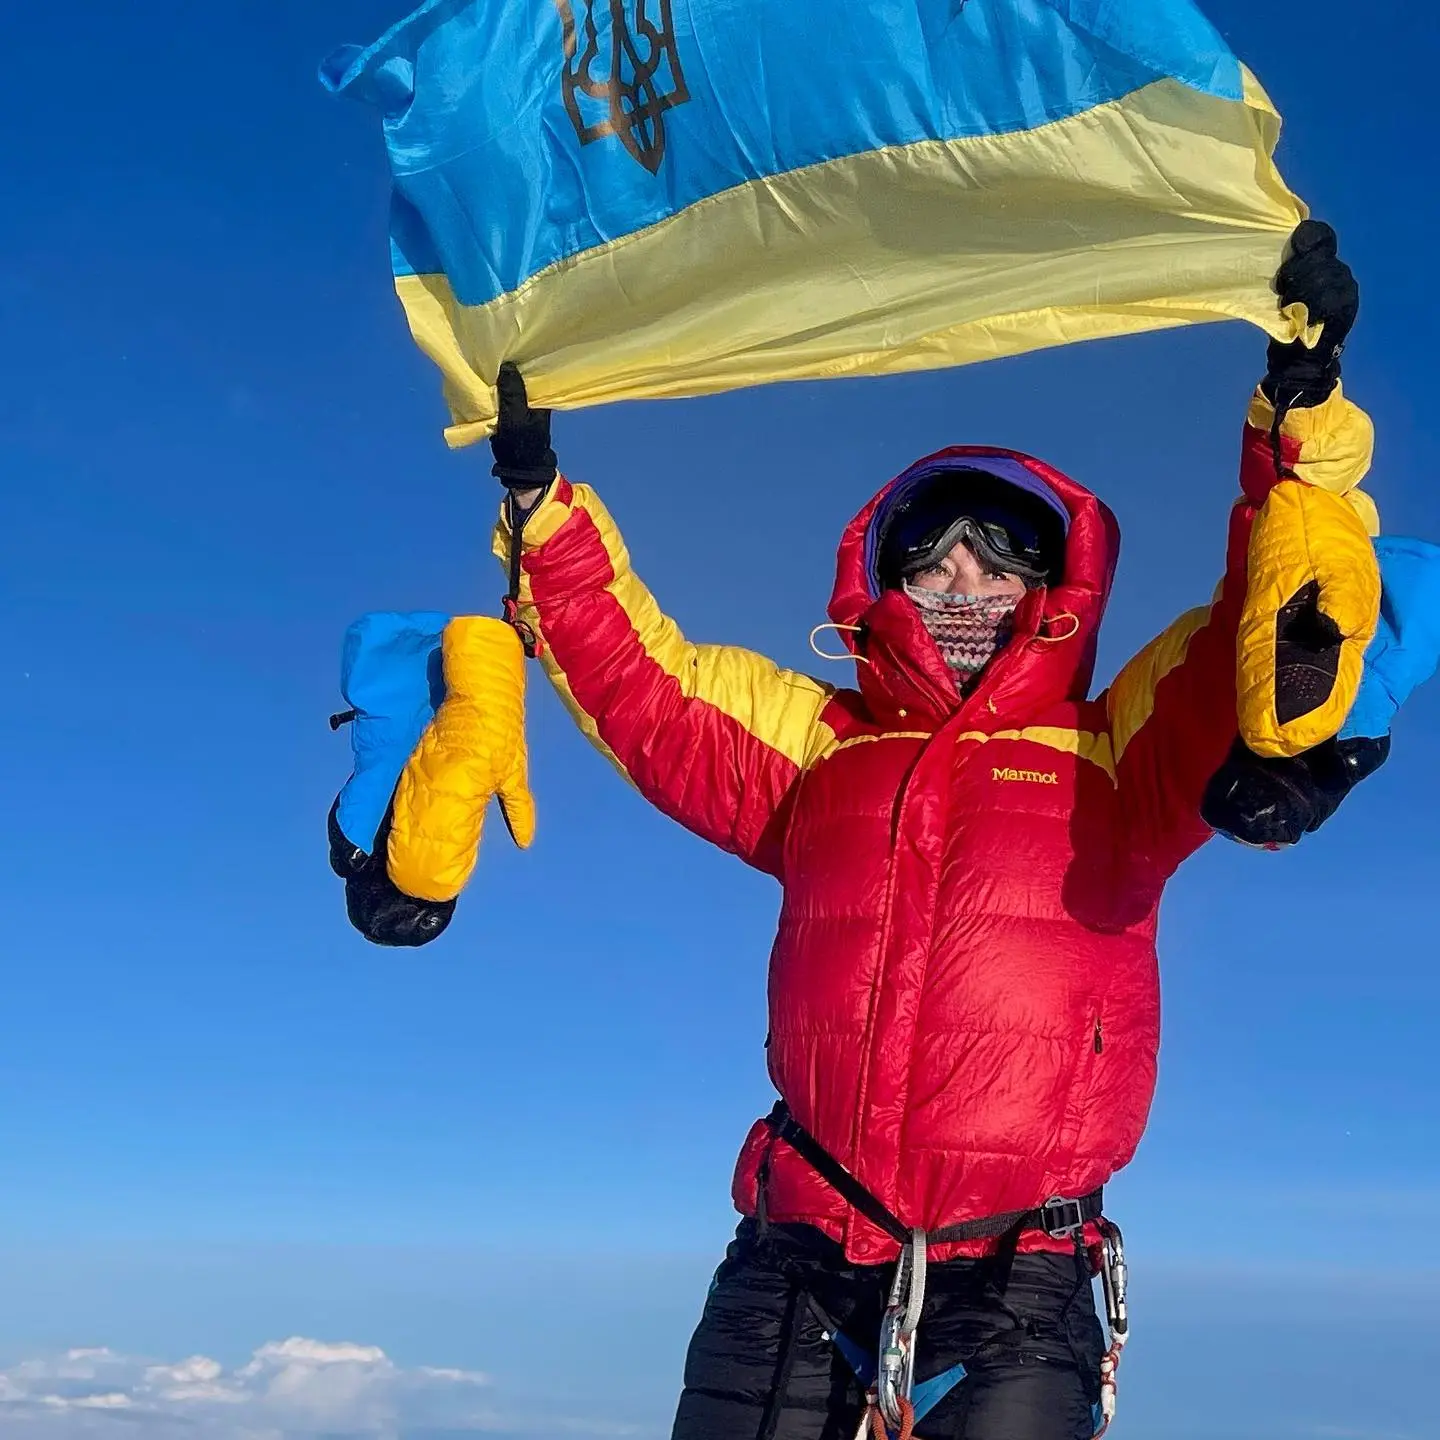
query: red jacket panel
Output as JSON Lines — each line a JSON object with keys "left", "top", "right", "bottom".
{"left": 499, "top": 445, "right": 1252, "bottom": 1262}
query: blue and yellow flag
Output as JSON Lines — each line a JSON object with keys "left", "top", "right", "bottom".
{"left": 323, "top": 0, "right": 1307, "bottom": 447}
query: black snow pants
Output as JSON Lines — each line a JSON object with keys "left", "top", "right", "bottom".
{"left": 672, "top": 1221, "right": 1105, "bottom": 1440}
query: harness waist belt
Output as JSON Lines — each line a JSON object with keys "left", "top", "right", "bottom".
{"left": 763, "top": 1101, "right": 1103, "bottom": 1246}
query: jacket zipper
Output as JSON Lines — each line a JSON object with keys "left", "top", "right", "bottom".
{"left": 1093, "top": 1016, "right": 1104, "bottom": 1055}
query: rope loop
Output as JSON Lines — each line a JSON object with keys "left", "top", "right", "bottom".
{"left": 867, "top": 1396, "right": 915, "bottom": 1440}
{"left": 1091, "top": 1333, "right": 1127, "bottom": 1438}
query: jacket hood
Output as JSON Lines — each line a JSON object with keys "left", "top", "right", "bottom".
{"left": 828, "top": 447, "right": 1122, "bottom": 727}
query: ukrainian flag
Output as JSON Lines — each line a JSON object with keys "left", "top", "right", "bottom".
{"left": 323, "top": 0, "right": 1307, "bottom": 447}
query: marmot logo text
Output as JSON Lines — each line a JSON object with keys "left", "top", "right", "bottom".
{"left": 992, "top": 767, "right": 1060, "bottom": 785}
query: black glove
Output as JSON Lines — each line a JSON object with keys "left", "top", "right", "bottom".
{"left": 1263, "top": 220, "right": 1360, "bottom": 410}
{"left": 328, "top": 803, "right": 455, "bottom": 948}
{"left": 1201, "top": 732, "right": 1389, "bottom": 849}
{"left": 489, "top": 362, "right": 557, "bottom": 491}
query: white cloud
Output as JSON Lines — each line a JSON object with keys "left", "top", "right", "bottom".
{"left": 0, "top": 1338, "right": 647, "bottom": 1439}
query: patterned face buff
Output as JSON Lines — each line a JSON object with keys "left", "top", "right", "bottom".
{"left": 904, "top": 586, "right": 1021, "bottom": 690}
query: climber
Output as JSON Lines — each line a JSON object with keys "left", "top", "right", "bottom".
{"left": 486, "top": 224, "right": 1375, "bottom": 1440}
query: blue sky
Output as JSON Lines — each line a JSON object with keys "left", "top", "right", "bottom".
{"left": 1, "top": 1, "right": 1436, "bottom": 1436}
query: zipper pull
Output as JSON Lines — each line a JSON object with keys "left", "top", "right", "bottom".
{"left": 1093, "top": 1017, "right": 1104, "bottom": 1055}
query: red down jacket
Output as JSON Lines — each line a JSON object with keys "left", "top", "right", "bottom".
{"left": 497, "top": 440, "right": 1264, "bottom": 1264}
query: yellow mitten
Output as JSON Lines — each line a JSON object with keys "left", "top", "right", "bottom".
{"left": 1236, "top": 386, "right": 1383, "bottom": 758}
{"left": 387, "top": 617, "right": 535, "bottom": 902}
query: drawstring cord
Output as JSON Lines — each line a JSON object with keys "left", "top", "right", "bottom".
{"left": 811, "top": 609, "right": 1078, "bottom": 670}
{"left": 810, "top": 622, "right": 872, "bottom": 665}
{"left": 503, "top": 491, "right": 544, "bottom": 659}
{"left": 1036, "top": 611, "right": 1080, "bottom": 644}
{"left": 1269, "top": 386, "right": 1300, "bottom": 482}
{"left": 1268, "top": 338, "right": 1344, "bottom": 483}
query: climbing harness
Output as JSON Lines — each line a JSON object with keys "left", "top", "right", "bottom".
{"left": 762, "top": 1102, "right": 1103, "bottom": 1250}
{"left": 761, "top": 1102, "right": 1115, "bottom": 1437}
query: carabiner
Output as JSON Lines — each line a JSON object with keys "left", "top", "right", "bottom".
{"left": 1098, "top": 1220, "right": 1128, "bottom": 1339}
{"left": 876, "top": 1304, "right": 914, "bottom": 1426}
{"left": 1093, "top": 1219, "right": 1129, "bottom": 1439}
{"left": 876, "top": 1230, "right": 926, "bottom": 1430}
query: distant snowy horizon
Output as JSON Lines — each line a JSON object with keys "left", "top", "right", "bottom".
{"left": 0, "top": 1336, "right": 648, "bottom": 1439}
{"left": 0, "top": 1256, "right": 1432, "bottom": 1440}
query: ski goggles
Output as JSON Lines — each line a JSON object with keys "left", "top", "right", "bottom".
{"left": 896, "top": 507, "right": 1052, "bottom": 584}
{"left": 873, "top": 464, "right": 1069, "bottom": 591}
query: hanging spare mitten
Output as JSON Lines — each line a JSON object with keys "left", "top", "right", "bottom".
{"left": 329, "top": 611, "right": 534, "bottom": 946}
{"left": 388, "top": 615, "right": 535, "bottom": 901}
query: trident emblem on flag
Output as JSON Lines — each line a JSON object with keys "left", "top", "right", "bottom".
{"left": 556, "top": 0, "right": 691, "bottom": 175}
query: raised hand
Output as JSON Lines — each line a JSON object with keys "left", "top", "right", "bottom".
{"left": 1264, "top": 220, "right": 1360, "bottom": 410}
